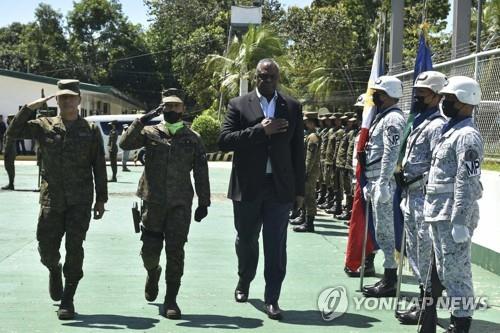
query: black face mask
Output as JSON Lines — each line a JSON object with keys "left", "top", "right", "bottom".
{"left": 373, "top": 93, "right": 384, "bottom": 108}
{"left": 163, "top": 111, "right": 181, "bottom": 123}
{"left": 414, "top": 95, "right": 427, "bottom": 112}
{"left": 442, "top": 100, "right": 460, "bottom": 118}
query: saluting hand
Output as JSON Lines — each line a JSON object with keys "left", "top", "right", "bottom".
{"left": 140, "top": 104, "right": 164, "bottom": 124}
{"left": 27, "top": 95, "right": 55, "bottom": 110}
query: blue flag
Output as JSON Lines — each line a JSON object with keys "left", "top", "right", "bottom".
{"left": 394, "top": 32, "right": 433, "bottom": 253}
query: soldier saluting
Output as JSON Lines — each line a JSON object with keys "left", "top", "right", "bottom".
{"left": 6, "top": 80, "right": 108, "bottom": 320}
{"left": 120, "top": 88, "right": 210, "bottom": 320}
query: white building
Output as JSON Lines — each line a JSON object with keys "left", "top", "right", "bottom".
{"left": 0, "top": 68, "right": 144, "bottom": 121}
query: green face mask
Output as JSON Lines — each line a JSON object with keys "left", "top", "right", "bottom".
{"left": 164, "top": 121, "right": 184, "bottom": 135}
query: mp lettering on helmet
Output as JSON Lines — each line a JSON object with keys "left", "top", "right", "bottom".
{"left": 386, "top": 125, "right": 400, "bottom": 146}
{"left": 464, "top": 149, "right": 481, "bottom": 177}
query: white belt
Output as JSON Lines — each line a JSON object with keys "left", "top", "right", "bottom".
{"left": 365, "top": 169, "right": 381, "bottom": 179}
{"left": 426, "top": 183, "right": 454, "bottom": 194}
{"left": 407, "top": 177, "right": 427, "bottom": 191}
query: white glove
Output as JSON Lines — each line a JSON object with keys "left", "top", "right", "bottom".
{"left": 363, "top": 185, "right": 371, "bottom": 201}
{"left": 376, "top": 179, "right": 391, "bottom": 203}
{"left": 452, "top": 224, "right": 470, "bottom": 243}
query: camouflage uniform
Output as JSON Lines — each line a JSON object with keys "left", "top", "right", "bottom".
{"left": 318, "top": 127, "right": 329, "bottom": 185}
{"left": 119, "top": 119, "right": 210, "bottom": 284}
{"left": 304, "top": 130, "right": 321, "bottom": 216}
{"left": 400, "top": 109, "right": 445, "bottom": 289}
{"left": 364, "top": 106, "right": 405, "bottom": 269}
{"left": 6, "top": 105, "right": 108, "bottom": 283}
{"left": 324, "top": 127, "right": 336, "bottom": 188}
{"left": 332, "top": 124, "right": 345, "bottom": 211}
{"left": 108, "top": 125, "right": 118, "bottom": 181}
{"left": 343, "top": 126, "right": 358, "bottom": 213}
{"left": 2, "top": 131, "right": 16, "bottom": 188}
{"left": 424, "top": 117, "right": 483, "bottom": 317}
{"left": 335, "top": 124, "right": 350, "bottom": 211}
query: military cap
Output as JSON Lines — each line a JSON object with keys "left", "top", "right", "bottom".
{"left": 56, "top": 79, "right": 80, "bottom": 96}
{"left": 329, "top": 112, "right": 342, "bottom": 120}
{"left": 303, "top": 111, "right": 318, "bottom": 120}
{"left": 347, "top": 117, "right": 357, "bottom": 122}
{"left": 318, "top": 107, "right": 331, "bottom": 120}
{"left": 346, "top": 112, "right": 355, "bottom": 118}
{"left": 162, "top": 88, "right": 184, "bottom": 104}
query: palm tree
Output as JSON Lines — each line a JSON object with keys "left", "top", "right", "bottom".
{"left": 205, "top": 25, "right": 287, "bottom": 99}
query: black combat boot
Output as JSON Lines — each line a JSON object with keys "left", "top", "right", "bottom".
{"left": 49, "top": 263, "right": 63, "bottom": 301}
{"left": 319, "top": 188, "right": 334, "bottom": 209}
{"left": 397, "top": 284, "right": 424, "bottom": 325}
{"left": 290, "top": 210, "right": 305, "bottom": 225}
{"left": 362, "top": 268, "right": 397, "bottom": 297}
{"left": 145, "top": 265, "right": 162, "bottom": 302}
{"left": 445, "top": 316, "right": 472, "bottom": 333}
{"left": 289, "top": 207, "right": 302, "bottom": 221}
{"left": 316, "top": 184, "right": 327, "bottom": 205}
{"left": 344, "top": 252, "right": 376, "bottom": 277}
{"left": 293, "top": 215, "right": 315, "bottom": 233}
{"left": 363, "top": 253, "right": 376, "bottom": 277}
{"left": 57, "top": 281, "right": 78, "bottom": 320}
{"left": 418, "top": 296, "right": 438, "bottom": 333}
{"left": 164, "top": 282, "right": 181, "bottom": 319}
{"left": 1, "top": 182, "right": 14, "bottom": 190}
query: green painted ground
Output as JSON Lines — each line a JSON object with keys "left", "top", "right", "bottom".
{"left": 0, "top": 162, "right": 499, "bottom": 333}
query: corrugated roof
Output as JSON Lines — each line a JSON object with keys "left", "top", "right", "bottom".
{"left": 0, "top": 68, "right": 144, "bottom": 109}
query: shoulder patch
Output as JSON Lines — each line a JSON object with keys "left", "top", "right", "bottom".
{"left": 386, "top": 125, "right": 401, "bottom": 146}
{"left": 464, "top": 149, "right": 481, "bottom": 177}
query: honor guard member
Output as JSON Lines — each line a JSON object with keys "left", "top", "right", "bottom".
{"left": 331, "top": 114, "right": 349, "bottom": 217}
{"left": 395, "top": 71, "right": 447, "bottom": 325}
{"left": 316, "top": 107, "right": 332, "bottom": 206}
{"left": 338, "top": 115, "right": 358, "bottom": 221}
{"left": 107, "top": 120, "right": 118, "bottom": 182}
{"left": 422, "top": 76, "right": 483, "bottom": 333}
{"left": 119, "top": 88, "right": 211, "bottom": 320}
{"left": 2, "top": 115, "right": 16, "bottom": 190}
{"left": 293, "top": 111, "right": 321, "bottom": 232}
{"left": 6, "top": 80, "right": 108, "bottom": 319}
{"left": 320, "top": 112, "right": 341, "bottom": 210}
{"left": 361, "top": 75, "right": 405, "bottom": 297}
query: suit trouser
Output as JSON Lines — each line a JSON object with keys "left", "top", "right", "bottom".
{"left": 37, "top": 204, "right": 91, "bottom": 283}
{"left": 122, "top": 150, "right": 130, "bottom": 168}
{"left": 140, "top": 201, "right": 191, "bottom": 283}
{"left": 233, "top": 177, "right": 292, "bottom": 304}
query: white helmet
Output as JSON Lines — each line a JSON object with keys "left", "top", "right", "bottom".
{"left": 370, "top": 75, "right": 403, "bottom": 98}
{"left": 354, "top": 93, "right": 365, "bottom": 107}
{"left": 439, "top": 76, "right": 481, "bottom": 106}
{"left": 413, "top": 71, "right": 447, "bottom": 94}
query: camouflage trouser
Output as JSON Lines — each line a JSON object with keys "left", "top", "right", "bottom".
{"left": 401, "top": 189, "right": 432, "bottom": 288}
{"left": 334, "top": 167, "right": 344, "bottom": 205}
{"left": 141, "top": 201, "right": 192, "bottom": 283}
{"left": 37, "top": 205, "right": 91, "bottom": 283}
{"left": 109, "top": 150, "right": 117, "bottom": 177}
{"left": 367, "top": 179, "right": 397, "bottom": 269}
{"left": 305, "top": 173, "right": 319, "bottom": 216}
{"left": 318, "top": 161, "right": 324, "bottom": 184}
{"left": 428, "top": 203, "right": 479, "bottom": 317}
{"left": 341, "top": 168, "right": 353, "bottom": 209}
{"left": 323, "top": 164, "right": 333, "bottom": 187}
{"left": 3, "top": 148, "right": 15, "bottom": 184}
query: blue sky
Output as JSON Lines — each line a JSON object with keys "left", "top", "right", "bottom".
{"left": 0, "top": 0, "right": 314, "bottom": 28}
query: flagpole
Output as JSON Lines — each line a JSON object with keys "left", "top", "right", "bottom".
{"left": 359, "top": 197, "right": 370, "bottom": 291}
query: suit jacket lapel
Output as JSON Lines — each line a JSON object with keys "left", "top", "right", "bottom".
{"left": 248, "top": 90, "right": 264, "bottom": 120}
{"left": 274, "top": 93, "right": 288, "bottom": 120}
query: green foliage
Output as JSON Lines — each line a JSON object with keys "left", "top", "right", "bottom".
{"left": 191, "top": 114, "right": 221, "bottom": 152}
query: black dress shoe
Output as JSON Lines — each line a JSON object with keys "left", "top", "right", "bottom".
{"left": 264, "top": 302, "right": 283, "bottom": 320}
{"left": 234, "top": 289, "right": 248, "bottom": 303}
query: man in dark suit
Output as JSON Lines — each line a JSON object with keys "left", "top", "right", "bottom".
{"left": 218, "top": 58, "right": 305, "bottom": 320}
